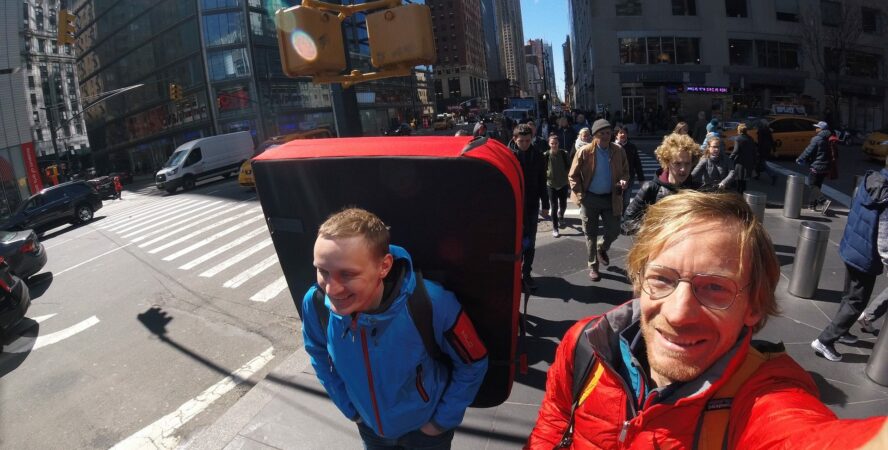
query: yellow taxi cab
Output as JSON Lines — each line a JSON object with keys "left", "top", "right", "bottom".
{"left": 238, "top": 128, "right": 333, "bottom": 188}
{"left": 862, "top": 126, "right": 888, "bottom": 160}
{"left": 723, "top": 115, "right": 818, "bottom": 158}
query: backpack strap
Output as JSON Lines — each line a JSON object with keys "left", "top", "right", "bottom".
{"left": 406, "top": 270, "right": 445, "bottom": 363}
{"left": 312, "top": 287, "right": 329, "bottom": 332}
{"left": 557, "top": 319, "right": 600, "bottom": 448}
{"left": 692, "top": 342, "right": 784, "bottom": 450}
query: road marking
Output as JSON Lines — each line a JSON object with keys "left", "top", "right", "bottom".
{"left": 178, "top": 226, "right": 268, "bottom": 270}
{"left": 55, "top": 244, "right": 134, "bottom": 276}
{"left": 110, "top": 347, "right": 275, "bottom": 450}
{"left": 105, "top": 200, "right": 201, "bottom": 232}
{"left": 112, "top": 200, "right": 217, "bottom": 235}
{"left": 100, "top": 198, "right": 195, "bottom": 229}
{"left": 223, "top": 254, "right": 279, "bottom": 288}
{"left": 118, "top": 201, "right": 222, "bottom": 237}
{"left": 3, "top": 316, "right": 100, "bottom": 353}
{"left": 199, "top": 238, "right": 273, "bottom": 278}
{"left": 134, "top": 204, "right": 247, "bottom": 245}
{"left": 30, "top": 314, "right": 57, "bottom": 323}
{"left": 250, "top": 276, "right": 289, "bottom": 302}
{"left": 161, "top": 215, "right": 265, "bottom": 261}
{"left": 145, "top": 208, "right": 260, "bottom": 254}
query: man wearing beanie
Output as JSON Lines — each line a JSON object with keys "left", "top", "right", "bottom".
{"left": 568, "top": 119, "right": 629, "bottom": 281}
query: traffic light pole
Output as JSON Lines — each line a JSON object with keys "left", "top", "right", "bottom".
{"left": 329, "top": 0, "right": 363, "bottom": 137}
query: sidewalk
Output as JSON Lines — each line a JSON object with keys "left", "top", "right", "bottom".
{"left": 185, "top": 172, "right": 888, "bottom": 449}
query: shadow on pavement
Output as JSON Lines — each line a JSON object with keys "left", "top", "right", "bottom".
{"left": 532, "top": 276, "right": 633, "bottom": 305}
{"left": 810, "top": 371, "right": 850, "bottom": 406}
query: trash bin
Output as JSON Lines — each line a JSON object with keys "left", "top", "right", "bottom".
{"left": 788, "top": 221, "right": 830, "bottom": 298}
{"left": 865, "top": 316, "right": 888, "bottom": 387}
{"left": 743, "top": 191, "right": 766, "bottom": 223}
{"left": 783, "top": 174, "right": 805, "bottom": 219}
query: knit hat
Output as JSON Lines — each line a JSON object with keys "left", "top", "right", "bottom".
{"left": 706, "top": 118, "right": 720, "bottom": 133}
{"left": 590, "top": 119, "right": 612, "bottom": 136}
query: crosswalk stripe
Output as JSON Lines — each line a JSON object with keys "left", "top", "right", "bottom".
{"left": 223, "top": 254, "right": 279, "bottom": 288}
{"left": 250, "top": 276, "right": 289, "bottom": 302}
{"left": 110, "top": 200, "right": 212, "bottom": 234}
{"left": 119, "top": 201, "right": 223, "bottom": 238}
{"left": 161, "top": 215, "right": 265, "bottom": 261}
{"left": 200, "top": 238, "right": 274, "bottom": 278}
{"left": 101, "top": 198, "right": 197, "bottom": 229}
{"left": 146, "top": 208, "right": 261, "bottom": 254}
{"left": 178, "top": 226, "right": 269, "bottom": 270}
{"left": 134, "top": 204, "right": 247, "bottom": 245}
{"left": 100, "top": 196, "right": 194, "bottom": 223}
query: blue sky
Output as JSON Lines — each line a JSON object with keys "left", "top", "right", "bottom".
{"left": 520, "top": 0, "right": 569, "bottom": 100}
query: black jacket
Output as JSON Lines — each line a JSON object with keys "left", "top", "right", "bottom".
{"left": 622, "top": 169, "right": 699, "bottom": 235}
{"left": 554, "top": 126, "right": 577, "bottom": 154}
{"left": 621, "top": 140, "right": 646, "bottom": 184}
{"left": 509, "top": 140, "right": 547, "bottom": 220}
{"left": 730, "top": 133, "right": 758, "bottom": 180}
{"left": 797, "top": 129, "right": 832, "bottom": 173}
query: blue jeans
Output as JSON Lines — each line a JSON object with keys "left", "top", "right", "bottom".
{"left": 357, "top": 422, "right": 455, "bottom": 450}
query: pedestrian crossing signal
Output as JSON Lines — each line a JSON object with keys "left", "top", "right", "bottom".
{"left": 58, "top": 10, "right": 76, "bottom": 45}
{"left": 275, "top": 6, "right": 346, "bottom": 78}
{"left": 366, "top": 4, "right": 436, "bottom": 71}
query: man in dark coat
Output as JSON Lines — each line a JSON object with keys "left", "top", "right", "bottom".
{"left": 797, "top": 121, "right": 833, "bottom": 210}
{"left": 509, "top": 124, "right": 547, "bottom": 291}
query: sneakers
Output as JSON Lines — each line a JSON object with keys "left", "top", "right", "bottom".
{"left": 811, "top": 339, "right": 842, "bottom": 361}
{"left": 588, "top": 267, "right": 601, "bottom": 282}
{"left": 597, "top": 249, "right": 610, "bottom": 267}
{"left": 522, "top": 275, "right": 538, "bottom": 292}
{"left": 859, "top": 313, "right": 877, "bottom": 333}
{"left": 552, "top": 229, "right": 560, "bottom": 238}
{"left": 820, "top": 199, "right": 832, "bottom": 216}
{"left": 540, "top": 210, "right": 550, "bottom": 220}
{"left": 838, "top": 332, "right": 859, "bottom": 344}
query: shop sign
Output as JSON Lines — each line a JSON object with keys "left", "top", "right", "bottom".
{"left": 685, "top": 86, "right": 729, "bottom": 94}
{"left": 20, "top": 142, "right": 43, "bottom": 194}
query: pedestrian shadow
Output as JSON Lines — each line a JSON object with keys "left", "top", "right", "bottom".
{"left": 809, "top": 371, "right": 850, "bottom": 406}
{"left": 773, "top": 244, "right": 797, "bottom": 267}
{"left": 808, "top": 288, "right": 845, "bottom": 304}
{"left": 531, "top": 276, "right": 633, "bottom": 306}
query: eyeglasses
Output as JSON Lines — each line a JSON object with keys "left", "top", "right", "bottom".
{"left": 639, "top": 264, "right": 748, "bottom": 310}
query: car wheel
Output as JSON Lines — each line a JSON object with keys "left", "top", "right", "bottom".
{"left": 183, "top": 177, "right": 196, "bottom": 190}
{"left": 166, "top": 187, "right": 177, "bottom": 194}
{"left": 76, "top": 204, "right": 94, "bottom": 223}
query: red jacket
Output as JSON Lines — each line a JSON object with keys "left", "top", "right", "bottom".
{"left": 527, "top": 301, "right": 886, "bottom": 449}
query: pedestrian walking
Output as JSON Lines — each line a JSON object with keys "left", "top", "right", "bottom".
{"left": 568, "top": 119, "right": 629, "bottom": 282}
{"left": 859, "top": 284, "right": 888, "bottom": 334}
{"left": 302, "top": 208, "right": 488, "bottom": 449}
{"left": 691, "top": 110, "right": 708, "bottom": 143}
{"left": 755, "top": 120, "right": 779, "bottom": 185}
{"left": 553, "top": 117, "right": 577, "bottom": 156}
{"left": 671, "top": 121, "right": 689, "bottom": 136}
{"left": 622, "top": 133, "right": 701, "bottom": 236}
{"left": 699, "top": 119, "right": 721, "bottom": 152}
{"left": 730, "top": 123, "right": 757, "bottom": 194}
{"left": 510, "top": 124, "right": 547, "bottom": 291}
{"left": 544, "top": 134, "right": 570, "bottom": 237}
{"left": 692, "top": 135, "right": 735, "bottom": 191}
{"left": 615, "top": 126, "right": 645, "bottom": 211}
{"left": 113, "top": 176, "right": 123, "bottom": 200}
{"left": 523, "top": 118, "right": 550, "bottom": 220}
{"left": 812, "top": 165, "right": 888, "bottom": 361}
{"left": 574, "top": 127, "right": 591, "bottom": 154}
{"left": 796, "top": 121, "right": 833, "bottom": 211}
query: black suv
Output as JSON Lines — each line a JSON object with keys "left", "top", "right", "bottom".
{"left": 1, "top": 182, "right": 103, "bottom": 232}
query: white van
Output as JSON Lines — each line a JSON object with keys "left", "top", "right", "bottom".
{"left": 155, "top": 131, "right": 254, "bottom": 193}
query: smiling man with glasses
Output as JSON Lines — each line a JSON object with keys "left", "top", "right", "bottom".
{"left": 527, "top": 191, "right": 886, "bottom": 449}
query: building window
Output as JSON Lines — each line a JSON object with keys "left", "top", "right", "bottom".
{"left": 207, "top": 48, "right": 251, "bottom": 80}
{"left": 22, "top": 2, "right": 28, "bottom": 22}
{"left": 33, "top": 110, "right": 39, "bottom": 123}
{"left": 619, "top": 37, "right": 700, "bottom": 65}
{"left": 36, "top": 129, "right": 43, "bottom": 141}
{"left": 202, "top": 0, "right": 240, "bottom": 10}
{"left": 821, "top": 1, "right": 841, "bottom": 27}
{"left": 49, "top": 8, "right": 56, "bottom": 29}
{"left": 615, "top": 0, "right": 642, "bottom": 16}
{"left": 725, "top": 0, "right": 747, "bottom": 18}
{"left": 35, "top": 6, "right": 44, "bottom": 30}
{"left": 448, "top": 78, "right": 460, "bottom": 98}
{"left": 203, "top": 13, "right": 245, "bottom": 46}
{"left": 846, "top": 51, "right": 881, "bottom": 78}
{"left": 37, "top": 39, "right": 45, "bottom": 53}
{"left": 775, "top": 0, "right": 799, "bottom": 22}
{"left": 862, "top": 8, "right": 883, "bottom": 34}
{"left": 728, "top": 39, "right": 753, "bottom": 65}
{"left": 28, "top": 76, "right": 35, "bottom": 88}
{"left": 755, "top": 41, "right": 799, "bottom": 69}
{"left": 672, "top": 0, "right": 696, "bottom": 16}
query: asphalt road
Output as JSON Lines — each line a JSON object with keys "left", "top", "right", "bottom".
{"left": 0, "top": 177, "right": 301, "bottom": 449}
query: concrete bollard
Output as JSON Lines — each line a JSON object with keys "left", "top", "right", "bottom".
{"left": 743, "top": 191, "right": 767, "bottom": 223}
{"left": 783, "top": 174, "right": 805, "bottom": 219}
{"left": 788, "top": 221, "right": 830, "bottom": 298}
{"left": 865, "top": 316, "right": 888, "bottom": 387}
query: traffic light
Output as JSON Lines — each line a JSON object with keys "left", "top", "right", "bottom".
{"left": 58, "top": 10, "right": 76, "bottom": 45}
{"left": 366, "top": 4, "right": 436, "bottom": 70}
{"left": 169, "top": 83, "right": 182, "bottom": 101}
{"left": 275, "top": 6, "right": 346, "bottom": 77}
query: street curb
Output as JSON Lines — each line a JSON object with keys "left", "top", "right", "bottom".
{"left": 182, "top": 349, "right": 313, "bottom": 450}
{"left": 766, "top": 162, "right": 853, "bottom": 207}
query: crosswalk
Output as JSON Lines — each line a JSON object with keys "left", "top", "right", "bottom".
{"left": 95, "top": 192, "right": 289, "bottom": 303}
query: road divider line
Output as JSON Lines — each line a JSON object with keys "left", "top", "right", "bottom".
{"left": 199, "top": 238, "right": 273, "bottom": 278}
{"left": 134, "top": 204, "right": 247, "bottom": 245}
{"left": 110, "top": 347, "right": 275, "bottom": 450}
{"left": 249, "top": 276, "right": 289, "bottom": 302}
{"left": 3, "top": 316, "right": 100, "bottom": 353}
{"left": 222, "top": 254, "right": 279, "bottom": 288}
{"left": 162, "top": 215, "right": 265, "bottom": 261}
{"left": 55, "top": 244, "right": 133, "bottom": 276}
{"left": 146, "top": 208, "right": 260, "bottom": 254}
{"left": 178, "top": 226, "right": 268, "bottom": 270}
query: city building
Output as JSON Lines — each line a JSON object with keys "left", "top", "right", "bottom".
{"left": 568, "top": 0, "right": 888, "bottom": 131}
{"left": 73, "top": 0, "right": 430, "bottom": 177}
{"left": 494, "top": 0, "right": 527, "bottom": 95}
{"left": 542, "top": 41, "right": 557, "bottom": 102}
{"left": 428, "top": 0, "right": 488, "bottom": 114}
{"left": 563, "top": 35, "right": 574, "bottom": 109}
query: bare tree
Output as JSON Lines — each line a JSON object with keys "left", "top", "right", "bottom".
{"left": 799, "top": 0, "right": 864, "bottom": 120}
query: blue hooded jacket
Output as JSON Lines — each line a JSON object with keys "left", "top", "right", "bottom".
{"left": 839, "top": 169, "right": 888, "bottom": 274}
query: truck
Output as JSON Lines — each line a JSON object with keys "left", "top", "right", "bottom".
{"left": 155, "top": 131, "right": 253, "bottom": 193}
{"left": 507, "top": 97, "right": 538, "bottom": 120}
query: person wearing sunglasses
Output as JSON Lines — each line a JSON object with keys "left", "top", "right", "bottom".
{"left": 527, "top": 191, "right": 887, "bottom": 449}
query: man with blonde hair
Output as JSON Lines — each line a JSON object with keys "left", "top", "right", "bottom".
{"left": 527, "top": 191, "right": 886, "bottom": 449}
{"left": 303, "top": 208, "right": 488, "bottom": 448}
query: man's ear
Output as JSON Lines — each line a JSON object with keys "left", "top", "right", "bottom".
{"left": 379, "top": 253, "right": 394, "bottom": 278}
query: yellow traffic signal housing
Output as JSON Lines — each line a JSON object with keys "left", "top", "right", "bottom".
{"left": 275, "top": 6, "right": 346, "bottom": 77}
{"left": 366, "top": 4, "right": 436, "bottom": 70}
{"left": 58, "top": 10, "right": 76, "bottom": 45}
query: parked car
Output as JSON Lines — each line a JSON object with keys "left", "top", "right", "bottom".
{"left": 238, "top": 129, "right": 334, "bottom": 188}
{"left": 862, "top": 126, "right": 888, "bottom": 161}
{"left": 1, "top": 181, "right": 103, "bottom": 232}
{"left": 0, "top": 229, "right": 46, "bottom": 279}
{"left": 108, "top": 171, "right": 133, "bottom": 184}
{"left": 384, "top": 123, "right": 413, "bottom": 136}
{"left": 87, "top": 176, "right": 116, "bottom": 199}
{"left": 0, "top": 257, "right": 31, "bottom": 340}
{"left": 723, "top": 115, "right": 818, "bottom": 157}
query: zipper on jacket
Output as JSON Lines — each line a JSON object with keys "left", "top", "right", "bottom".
{"left": 360, "top": 327, "right": 384, "bottom": 436}
{"left": 618, "top": 420, "right": 631, "bottom": 443}
{"left": 415, "top": 364, "right": 430, "bottom": 402}
{"left": 594, "top": 357, "right": 639, "bottom": 444}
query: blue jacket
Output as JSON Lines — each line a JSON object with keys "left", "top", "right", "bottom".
{"left": 302, "top": 245, "right": 488, "bottom": 438}
{"left": 839, "top": 169, "right": 888, "bottom": 274}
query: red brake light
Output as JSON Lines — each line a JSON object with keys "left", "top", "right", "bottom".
{"left": 20, "top": 241, "right": 35, "bottom": 254}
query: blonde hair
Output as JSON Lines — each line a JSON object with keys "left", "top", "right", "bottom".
{"left": 655, "top": 133, "right": 702, "bottom": 168}
{"left": 626, "top": 191, "right": 780, "bottom": 332}
{"left": 737, "top": 123, "right": 748, "bottom": 135}
{"left": 318, "top": 208, "right": 390, "bottom": 258}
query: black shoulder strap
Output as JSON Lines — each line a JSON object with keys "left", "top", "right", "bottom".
{"left": 407, "top": 270, "right": 445, "bottom": 363}
{"left": 312, "top": 287, "right": 329, "bottom": 331}
{"left": 557, "top": 319, "right": 599, "bottom": 448}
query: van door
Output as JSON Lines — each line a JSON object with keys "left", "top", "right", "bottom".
{"left": 184, "top": 147, "right": 204, "bottom": 175}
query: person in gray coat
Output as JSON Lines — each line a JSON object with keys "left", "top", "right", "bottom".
{"left": 730, "top": 123, "right": 758, "bottom": 194}
{"left": 796, "top": 121, "right": 833, "bottom": 210}
{"left": 692, "top": 135, "right": 735, "bottom": 191}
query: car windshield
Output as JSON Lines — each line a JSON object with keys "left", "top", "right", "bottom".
{"left": 163, "top": 150, "right": 188, "bottom": 168}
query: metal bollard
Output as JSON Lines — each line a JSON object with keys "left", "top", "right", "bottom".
{"left": 743, "top": 191, "right": 767, "bottom": 223}
{"left": 783, "top": 174, "right": 805, "bottom": 219}
{"left": 788, "top": 221, "right": 831, "bottom": 298}
{"left": 865, "top": 316, "right": 888, "bottom": 387}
